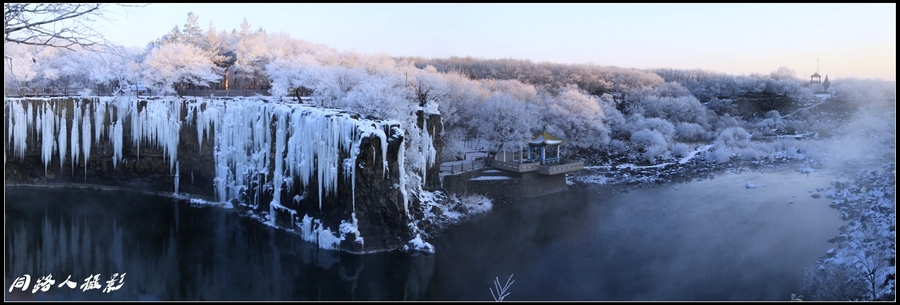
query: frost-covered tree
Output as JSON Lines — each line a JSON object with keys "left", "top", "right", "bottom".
{"left": 266, "top": 55, "right": 313, "bottom": 100}
{"left": 473, "top": 92, "right": 539, "bottom": 152}
{"left": 181, "top": 12, "right": 203, "bottom": 47}
{"left": 98, "top": 45, "right": 148, "bottom": 95}
{"left": 437, "top": 71, "right": 489, "bottom": 157}
{"left": 769, "top": 66, "right": 797, "bottom": 81}
{"left": 631, "top": 116, "right": 676, "bottom": 143}
{"left": 799, "top": 261, "right": 869, "bottom": 301}
{"left": 480, "top": 79, "right": 539, "bottom": 104}
{"left": 675, "top": 122, "right": 708, "bottom": 142}
{"left": 3, "top": 42, "right": 39, "bottom": 94}
{"left": 715, "top": 126, "right": 751, "bottom": 148}
{"left": 542, "top": 84, "right": 609, "bottom": 149}
{"left": 670, "top": 142, "right": 692, "bottom": 158}
{"left": 598, "top": 93, "right": 628, "bottom": 140}
{"left": 753, "top": 110, "right": 785, "bottom": 135}
{"left": 408, "top": 65, "right": 449, "bottom": 108}
{"left": 309, "top": 66, "right": 366, "bottom": 108}
{"left": 142, "top": 42, "right": 220, "bottom": 95}
{"left": 630, "top": 128, "right": 668, "bottom": 163}
{"left": 226, "top": 17, "right": 268, "bottom": 90}
{"left": 343, "top": 72, "right": 412, "bottom": 120}
{"left": 629, "top": 94, "right": 709, "bottom": 127}
{"left": 31, "top": 46, "right": 94, "bottom": 94}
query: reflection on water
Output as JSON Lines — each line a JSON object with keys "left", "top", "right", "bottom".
{"left": 5, "top": 167, "right": 845, "bottom": 301}
{"left": 4, "top": 187, "right": 433, "bottom": 301}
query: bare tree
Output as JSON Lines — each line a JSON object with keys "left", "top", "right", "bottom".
{"left": 4, "top": 3, "right": 144, "bottom": 50}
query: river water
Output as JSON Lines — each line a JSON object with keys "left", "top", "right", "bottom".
{"left": 4, "top": 167, "right": 845, "bottom": 301}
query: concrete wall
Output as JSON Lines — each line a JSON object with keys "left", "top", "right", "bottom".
{"left": 441, "top": 168, "right": 568, "bottom": 203}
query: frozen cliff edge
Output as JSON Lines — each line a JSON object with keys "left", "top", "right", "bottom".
{"left": 4, "top": 96, "right": 441, "bottom": 254}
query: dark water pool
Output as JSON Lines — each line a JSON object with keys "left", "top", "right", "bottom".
{"left": 4, "top": 168, "right": 845, "bottom": 301}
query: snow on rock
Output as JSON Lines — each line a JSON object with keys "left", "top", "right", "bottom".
{"left": 416, "top": 190, "right": 492, "bottom": 240}
{"left": 745, "top": 182, "right": 756, "bottom": 188}
{"left": 294, "top": 214, "right": 346, "bottom": 251}
{"left": 814, "top": 163, "right": 895, "bottom": 301}
{"left": 403, "top": 235, "right": 435, "bottom": 254}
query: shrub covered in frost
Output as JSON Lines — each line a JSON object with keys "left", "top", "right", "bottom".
{"left": 675, "top": 122, "right": 708, "bottom": 142}
{"left": 715, "top": 126, "right": 751, "bottom": 148}
{"left": 630, "top": 129, "right": 669, "bottom": 163}
{"left": 671, "top": 142, "right": 692, "bottom": 159}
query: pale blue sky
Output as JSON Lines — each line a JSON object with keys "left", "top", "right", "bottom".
{"left": 97, "top": 3, "right": 896, "bottom": 81}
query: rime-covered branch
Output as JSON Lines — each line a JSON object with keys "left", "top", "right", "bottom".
{"left": 4, "top": 3, "right": 144, "bottom": 50}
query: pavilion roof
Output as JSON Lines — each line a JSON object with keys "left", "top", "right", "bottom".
{"left": 525, "top": 130, "right": 566, "bottom": 145}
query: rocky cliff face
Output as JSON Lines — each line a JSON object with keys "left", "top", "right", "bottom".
{"left": 4, "top": 97, "right": 442, "bottom": 254}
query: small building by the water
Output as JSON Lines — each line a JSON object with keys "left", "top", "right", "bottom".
{"left": 441, "top": 129, "right": 585, "bottom": 203}
{"left": 492, "top": 129, "right": 584, "bottom": 175}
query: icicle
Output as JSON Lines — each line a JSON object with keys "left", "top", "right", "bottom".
{"left": 398, "top": 134, "right": 408, "bottom": 213}
{"left": 210, "top": 98, "right": 402, "bottom": 225}
{"left": 174, "top": 161, "right": 180, "bottom": 194}
{"left": 25, "top": 102, "right": 33, "bottom": 135}
{"left": 23, "top": 101, "right": 35, "bottom": 147}
{"left": 94, "top": 99, "right": 106, "bottom": 144}
{"left": 130, "top": 99, "right": 142, "bottom": 162}
{"left": 166, "top": 100, "right": 180, "bottom": 173}
{"left": 111, "top": 116, "right": 123, "bottom": 170}
{"left": 270, "top": 108, "right": 287, "bottom": 225}
{"left": 41, "top": 103, "right": 56, "bottom": 178}
{"left": 136, "top": 99, "right": 180, "bottom": 173}
{"left": 58, "top": 106, "right": 67, "bottom": 172}
{"left": 9, "top": 101, "right": 28, "bottom": 160}
{"left": 193, "top": 101, "right": 216, "bottom": 151}
{"left": 71, "top": 103, "right": 81, "bottom": 174}
{"left": 81, "top": 108, "right": 91, "bottom": 179}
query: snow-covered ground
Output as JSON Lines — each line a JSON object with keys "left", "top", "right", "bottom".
{"left": 575, "top": 144, "right": 715, "bottom": 188}
{"left": 798, "top": 163, "right": 895, "bottom": 301}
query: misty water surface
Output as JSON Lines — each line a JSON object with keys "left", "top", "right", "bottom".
{"left": 426, "top": 167, "right": 846, "bottom": 300}
{"left": 4, "top": 167, "right": 844, "bottom": 301}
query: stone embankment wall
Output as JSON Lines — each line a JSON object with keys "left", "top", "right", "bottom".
{"left": 441, "top": 168, "right": 568, "bottom": 204}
